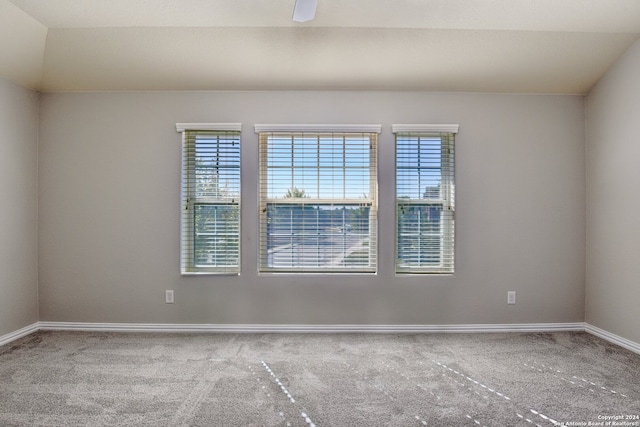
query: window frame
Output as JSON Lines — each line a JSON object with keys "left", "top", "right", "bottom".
{"left": 255, "top": 124, "right": 381, "bottom": 274}
{"left": 393, "top": 124, "right": 458, "bottom": 275}
{"left": 177, "top": 123, "right": 242, "bottom": 275}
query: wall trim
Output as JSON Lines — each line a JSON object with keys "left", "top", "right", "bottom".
{"left": 392, "top": 124, "right": 460, "bottom": 134}
{"left": 3, "top": 322, "right": 638, "bottom": 355}
{"left": 37, "top": 321, "right": 585, "bottom": 334}
{"left": 0, "top": 323, "right": 40, "bottom": 347}
{"left": 254, "top": 124, "right": 382, "bottom": 134}
{"left": 585, "top": 323, "right": 640, "bottom": 355}
{"left": 176, "top": 123, "right": 242, "bottom": 132}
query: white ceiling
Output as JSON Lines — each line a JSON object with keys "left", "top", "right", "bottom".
{"left": 3, "top": 0, "right": 640, "bottom": 93}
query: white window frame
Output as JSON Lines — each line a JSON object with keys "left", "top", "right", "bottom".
{"left": 393, "top": 124, "right": 458, "bottom": 274}
{"left": 177, "top": 123, "right": 242, "bottom": 274}
{"left": 255, "top": 124, "right": 380, "bottom": 274}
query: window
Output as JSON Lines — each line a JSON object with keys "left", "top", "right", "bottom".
{"left": 256, "top": 125, "right": 380, "bottom": 273}
{"left": 393, "top": 124, "right": 457, "bottom": 274}
{"left": 177, "top": 124, "right": 241, "bottom": 274}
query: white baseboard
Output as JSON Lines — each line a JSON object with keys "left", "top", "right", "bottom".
{"left": 3, "top": 322, "right": 637, "bottom": 356}
{"left": 0, "top": 323, "right": 39, "bottom": 347}
{"left": 585, "top": 323, "right": 640, "bottom": 355}
{"left": 37, "top": 321, "right": 585, "bottom": 334}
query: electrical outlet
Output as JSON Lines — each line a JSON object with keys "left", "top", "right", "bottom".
{"left": 507, "top": 291, "right": 516, "bottom": 305}
{"left": 165, "top": 290, "right": 174, "bottom": 304}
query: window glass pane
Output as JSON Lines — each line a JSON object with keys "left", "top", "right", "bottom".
{"left": 267, "top": 167, "right": 292, "bottom": 199}
{"left": 194, "top": 135, "right": 240, "bottom": 200}
{"left": 193, "top": 204, "right": 239, "bottom": 267}
{"left": 397, "top": 204, "right": 442, "bottom": 267}
{"left": 292, "top": 167, "right": 318, "bottom": 198}
{"left": 267, "top": 141, "right": 292, "bottom": 167}
{"left": 318, "top": 167, "right": 344, "bottom": 198}
{"left": 292, "top": 137, "right": 316, "bottom": 167}
{"left": 345, "top": 168, "right": 369, "bottom": 199}
{"left": 265, "top": 204, "right": 371, "bottom": 269}
{"left": 319, "top": 143, "right": 341, "bottom": 167}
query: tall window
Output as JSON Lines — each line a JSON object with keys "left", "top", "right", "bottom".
{"left": 394, "top": 125, "right": 457, "bottom": 274}
{"left": 256, "top": 125, "right": 380, "bottom": 273}
{"left": 177, "top": 124, "right": 241, "bottom": 274}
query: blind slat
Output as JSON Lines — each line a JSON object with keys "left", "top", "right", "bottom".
{"left": 181, "top": 129, "right": 241, "bottom": 274}
{"left": 259, "top": 132, "right": 377, "bottom": 273}
{"left": 395, "top": 131, "right": 455, "bottom": 274}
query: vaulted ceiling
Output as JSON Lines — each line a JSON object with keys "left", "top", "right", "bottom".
{"left": 2, "top": 0, "right": 640, "bottom": 93}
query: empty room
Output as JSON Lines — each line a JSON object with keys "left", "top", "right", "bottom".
{"left": 1, "top": 0, "right": 639, "bottom": 425}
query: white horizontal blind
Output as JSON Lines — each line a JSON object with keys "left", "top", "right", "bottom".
{"left": 180, "top": 127, "right": 241, "bottom": 274}
{"left": 394, "top": 127, "right": 456, "bottom": 274}
{"left": 258, "top": 131, "right": 378, "bottom": 273}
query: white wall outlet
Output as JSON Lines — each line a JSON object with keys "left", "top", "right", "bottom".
{"left": 507, "top": 291, "right": 516, "bottom": 305}
{"left": 165, "top": 290, "right": 174, "bottom": 304}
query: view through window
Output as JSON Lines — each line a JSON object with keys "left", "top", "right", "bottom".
{"left": 257, "top": 128, "right": 379, "bottom": 273}
{"left": 394, "top": 126, "right": 456, "bottom": 274}
{"left": 178, "top": 125, "right": 241, "bottom": 274}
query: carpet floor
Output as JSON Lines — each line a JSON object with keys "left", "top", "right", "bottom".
{"left": 0, "top": 331, "right": 638, "bottom": 426}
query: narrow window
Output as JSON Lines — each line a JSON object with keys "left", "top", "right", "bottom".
{"left": 394, "top": 125, "right": 457, "bottom": 274}
{"left": 256, "top": 125, "right": 380, "bottom": 273}
{"left": 177, "top": 124, "right": 241, "bottom": 274}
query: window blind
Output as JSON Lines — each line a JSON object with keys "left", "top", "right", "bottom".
{"left": 394, "top": 125, "right": 457, "bottom": 274}
{"left": 178, "top": 124, "right": 241, "bottom": 274}
{"left": 257, "top": 127, "right": 379, "bottom": 273}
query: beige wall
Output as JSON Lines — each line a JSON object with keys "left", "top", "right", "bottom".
{"left": 586, "top": 40, "right": 640, "bottom": 344}
{"left": 0, "top": 77, "right": 39, "bottom": 336}
{"left": 38, "top": 91, "right": 585, "bottom": 325}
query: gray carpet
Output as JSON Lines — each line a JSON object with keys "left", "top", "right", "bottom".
{"left": 0, "top": 331, "right": 638, "bottom": 426}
